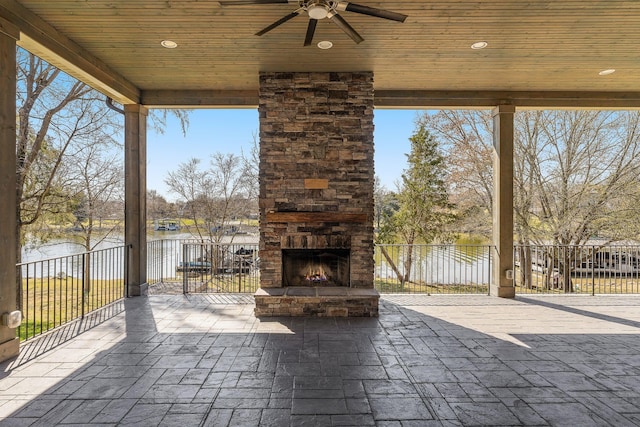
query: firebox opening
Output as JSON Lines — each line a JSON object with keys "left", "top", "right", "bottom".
{"left": 282, "top": 249, "right": 350, "bottom": 287}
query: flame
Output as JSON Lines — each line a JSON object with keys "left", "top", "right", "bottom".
{"left": 304, "top": 266, "right": 327, "bottom": 282}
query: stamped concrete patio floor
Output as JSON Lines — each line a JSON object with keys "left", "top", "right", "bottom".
{"left": 2, "top": 294, "right": 640, "bottom": 426}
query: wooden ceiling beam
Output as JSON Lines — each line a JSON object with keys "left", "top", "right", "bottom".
{"left": 375, "top": 90, "right": 640, "bottom": 110}
{"left": 141, "top": 90, "right": 259, "bottom": 109}
{"left": 140, "top": 89, "right": 640, "bottom": 110}
{"left": 0, "top": 1, "right": 139, "bottom": 104}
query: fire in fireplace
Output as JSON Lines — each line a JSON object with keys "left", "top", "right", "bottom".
{"left": 282, "top": 249, "right": 350, "bottom": 287}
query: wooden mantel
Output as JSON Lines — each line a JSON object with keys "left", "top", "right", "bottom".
{"left": 266, "top": 212, "right": 369, "bottom": 224}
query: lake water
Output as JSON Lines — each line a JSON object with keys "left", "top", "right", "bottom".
{"left": 21, "top": 232, "right": 259, "bottom": 263}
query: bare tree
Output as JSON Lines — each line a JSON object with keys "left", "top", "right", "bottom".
{"left": 14, "top": 49, "right": 190, "bottom": 309}
{"left": 13, "top": 50, "right": 126, "bottom": 310}
{"left": 421, "top": 109, "right": 640, "bottom": 292}
{"left": 68, "top": 142, "right": 123, "bottom": 252}
{"left": 65, "top": 142, "right": 123, "bottom": 293}
{"left": 241, "top": 132, "right": 260, "bottom": 202}
{"left": 165, "top": 153, "right": 251, "bottom": 243}
{"left": 419, "top": 111, "right": 493, "bottom": 237}
{"left": 515, "top": 110, "right": 640, "bottom": 291}
{"left": 147, "top": 190, "right": 175, "bottom": 222}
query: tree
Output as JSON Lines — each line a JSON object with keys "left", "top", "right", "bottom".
{"left": 373, "top": 177, "right": 397, "bottom": 233}
{"left": 514, "top": 110, "right": 640, "bottom": 291}
{"left": 68, "top": 142, "right": 123, "bottom": 252}
{"left": 16, "top": 49, "right": 190, "bottom": 250}
{"left": 420, "top": 109, "right": 640, "bottom": 292}
{"left": 147, "top": 190, "right": 174, "bottom": 222}
{"left": 379, "top": 122, "right": 457, "bottom": 284}
{"left": 65, "top": 142, "right": 124, "bottom": 293}
{"left": 165, "top": 153, "right": 251, "bottom": 243}
{"left": 241, "top": 132, "right": 260, "bottom": 203}
{"left": 419, "top": 110, "right": 493, "bottom": 238}
{"left": 14, "top": 49, "right": 190, "bottom": 308}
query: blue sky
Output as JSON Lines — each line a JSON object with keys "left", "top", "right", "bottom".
{"left": 147, "top": 108, "right": 423, "bottom": 200}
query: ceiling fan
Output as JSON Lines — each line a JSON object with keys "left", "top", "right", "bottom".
{"left": 218, "top": 0, "right": 407, "bottom": 46}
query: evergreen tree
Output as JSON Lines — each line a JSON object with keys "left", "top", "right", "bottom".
{"left": 395, "top": 122, "right": 456, "bottom": 245}
{"left": 380, "top": 122, "right": 457, "bottom": 284}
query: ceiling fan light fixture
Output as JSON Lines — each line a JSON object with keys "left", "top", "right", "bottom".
{"left": 307, "top": 2, "right": 330, "bottom": 19}
{"left": 317, "top": 40, "right": 333, "bottom": 49}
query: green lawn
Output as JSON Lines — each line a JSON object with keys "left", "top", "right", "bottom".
{"left": 19, "top": 276, "right": 125, "bottom": 340}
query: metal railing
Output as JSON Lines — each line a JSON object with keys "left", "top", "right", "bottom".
{"left": 17, "top": 245, "right": 128, "bottom": 341}
{"left": 148, "top": 240, "right": 493, "bottom": 295}
{"left": 375, "top": 244, "right": 492, "bottom": 294}
{"left": 148, "top": 239, "right": 260, "bottom": 293}
{"left": 514, "top": 244, "right": 640, "bottom": 294}
{"left": 17, "top": 241, "right": 640, "bottom": 343}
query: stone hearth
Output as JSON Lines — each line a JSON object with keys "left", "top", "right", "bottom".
{"left": 256, "top": 71, "right": 378, "bottom": 317}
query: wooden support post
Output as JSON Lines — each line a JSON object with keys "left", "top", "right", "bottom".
{"left": 0, "top": 18, "right": 20, "bottom": 361}
{"left": 491, "top": 105, "right": 516, "bottom": 298}
{"left": 124, "top": 105, "right": 148, "bottom": 296}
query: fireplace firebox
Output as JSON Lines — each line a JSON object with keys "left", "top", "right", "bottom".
{"left": 282, "top": 249, "right": 350, "bottom": 287}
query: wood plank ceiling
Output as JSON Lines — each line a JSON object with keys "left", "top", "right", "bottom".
{"left": 2, "top": 0, "right": 640, "bottom": 107}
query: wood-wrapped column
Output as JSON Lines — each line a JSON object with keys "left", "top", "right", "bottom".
{"left": 0, "top": 18, "right": 20, "bottom": 361}
{"left": 124, "top": 104, "right": 148, "bottom": 296}
{"left": 491, "top": 105, "right": 516, "bottom": 298}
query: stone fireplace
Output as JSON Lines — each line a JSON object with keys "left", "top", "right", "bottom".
{"left": 254, "top": 71, "right": 379, "bottom": 317}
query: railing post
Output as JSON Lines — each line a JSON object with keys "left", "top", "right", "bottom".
{"left": 238, "top": 249, "right": 242, "bottom": 293}
{"left": 125, "top": 244, "right": 131, "bottom": 298}
{"left": 182, "top": 243, "right": 188, "bottom": 294}
{"left": 160, "top": 240, "right": 164, "bottom": 283}
{"left": 489, "top": 247, "right": 493, "bottom": 295}
{"left": 81, "top": 253, "right": 86, "bottom": 319}
{"left": 591, "top": 245, "right": 596, "bottom": 296}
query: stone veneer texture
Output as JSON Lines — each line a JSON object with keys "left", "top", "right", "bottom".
{"left": 258, "top": 71, "right": 375, "bottom": 289}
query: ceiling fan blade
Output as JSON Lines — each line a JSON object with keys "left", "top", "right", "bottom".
{"left": 328, "top": 12, "right": 364, "bottom": 44}
{"left": 218, "top": 0, "right": 289, "bottom": 5}
{"left": 338, "top": 2, "right": 408, "bottom": 22}
{"left": 304, "top": 19, "right": 318, "bottom": 46}
{"left": 255, "top": 11, "right": 300, "bottom": 36}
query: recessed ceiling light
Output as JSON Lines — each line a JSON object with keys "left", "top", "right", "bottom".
{"left": 317, "top": 40, "right": 333, "bottom": 49}
{"left": 598, "top": 69, "right": 616, "bottom": 76}
{"left": 161, "top": 40, "right": 178, "bottom": 49}
{"left": 471, "top": 41, "right": 488, "bottom": 50}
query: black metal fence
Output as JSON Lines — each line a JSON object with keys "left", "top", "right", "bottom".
{"left": 16, "top": 240, "right": 640, "bottom": 342}
{"left": 147, "top": 239, "right": 493, "bottom": 295}
{"left": 17, "top": 245, "right": 128, "bottom": 341}
{"left": 514, "top": 244, "right": 640, "bottom": 294}
{"left": 375, "top": 244, "right": 492, "bottom": 294}
{"left": 147, "top": 239, "right": 259, "bottom": 293}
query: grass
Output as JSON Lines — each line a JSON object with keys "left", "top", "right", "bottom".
{"left": 169, "top": 271, "right": 489, "bottom": 295}
{"left": 374, "top": 278, "right": 489, "bottom": 294}
{"left": 515, "top": 272, "right": 640, "bottom": 294}
{"left": 19, "top": 276, "right": 125, "bottom": 341}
